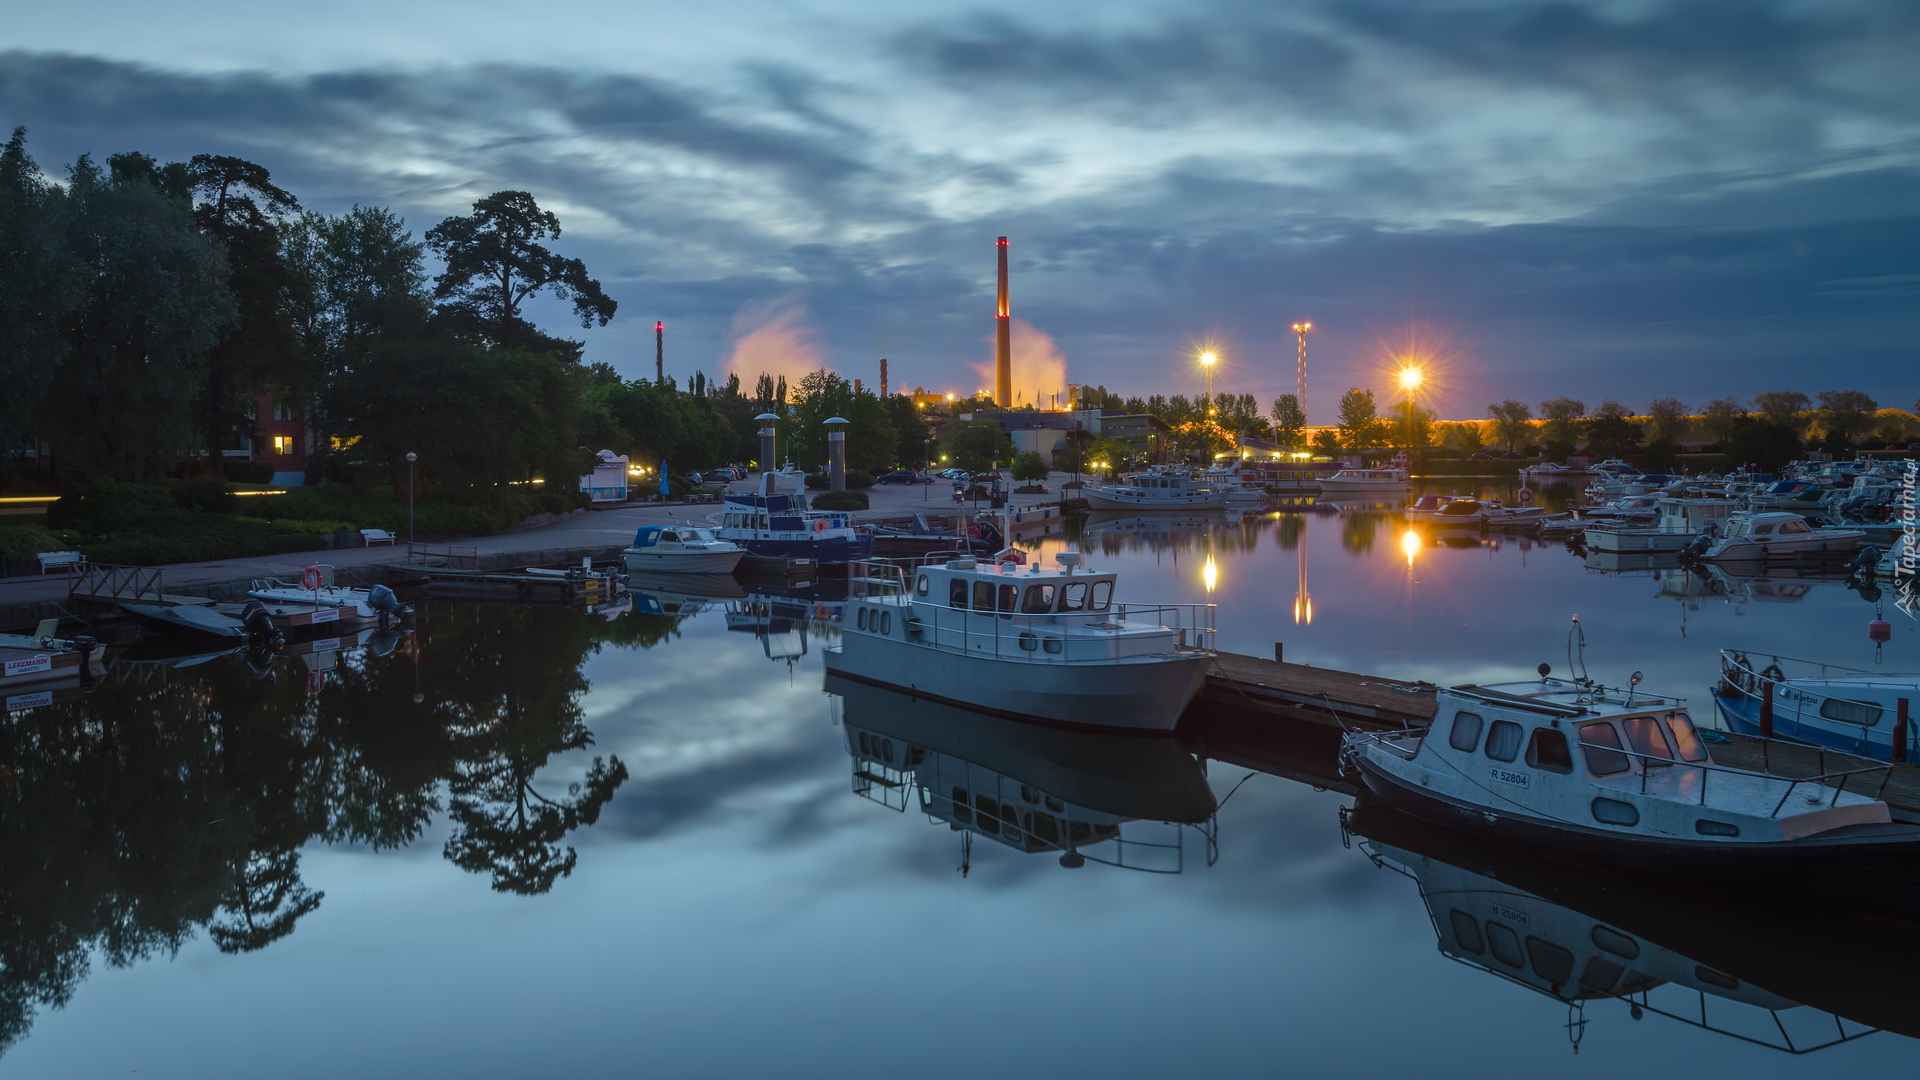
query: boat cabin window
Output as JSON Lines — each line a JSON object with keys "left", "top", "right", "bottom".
{"left": 1449, "top": 910, "right": 1485, "bottom": 955}
{"left": 1818, "top": 698, "right": 1882, "bottom": 726}
{"left": 1591, "top": 797, "right": 1639, "bottom": 826}
{"left": 1589, "top": 926, "right": 1639, "bottom": 959}
{"left": 1577, "top": 723, "right": 1632, "bottom": 776}
{"left": 973, "top": 581, "right": 996, "bottom": 611}
{"left": 1061, "top": 582, "right": 1088, "bottom": 611}
{"left": 1694, "top": 966, "right": 1740, "bottom": 991}
{"left": 1485, "top": 923, "right": 1524, "bottom": 969}
{"left": 1526, "top": 728, "right": 1573, "bottom": 773}
{"left": 1088, "top": 581, "right": 1113, "bottom": 612}
{"left": 1527, "top": 938, "right": 1576, "bottom": 988}
{"left": 1753, "top": 523, "right": 1774, "bottom": 534}
{"left": 1484, "top": 720, "right": 1523, "bottom": 763}
{"left": 1661, "top": 712, "right": 1710, "bottom": 761}
{"left": 1778, "top": 519, "right": 1809, "bottom": 534}
{"left": 1448, "top": 711, "right": 1485, "bottom": 752}
{"left": 1621, "top": 716, "right": 1676, "bottom": 767}
{"left": 916, "top": 574, "right": 930, "bottom": 596}
{"left": 997, "top": 584, "right": 1018, "bottom": 615}
{"left": 1021, "top": 584, "right": 1056, "bottom": 613}
{"left": 949, "top": 580, "right": 968, "bottom": 608}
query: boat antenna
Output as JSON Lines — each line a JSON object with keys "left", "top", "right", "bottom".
{"left": 1565, "top": 614, "right": 1589, "bottom": 686}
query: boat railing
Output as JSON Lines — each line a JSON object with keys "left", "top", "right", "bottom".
{"left": 1715, "top": 648, "right": 1917, "bottom": 761}
{"left": 1593, "top": 740, "right": 1895, "bottom": 814}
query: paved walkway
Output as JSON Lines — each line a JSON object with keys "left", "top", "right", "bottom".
{"left": 0, "top": 473, "right": 1079, "bottom": 615}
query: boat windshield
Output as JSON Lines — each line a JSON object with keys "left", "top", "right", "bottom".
{"left": 1661, "top": 712, "right": 1710, "bottom": 762}
{"left": 1577, "top": 722, "right": 1631, "bottom": 776}
{"left": 1620, "top": 716, "right": 1676, "bottom": 768}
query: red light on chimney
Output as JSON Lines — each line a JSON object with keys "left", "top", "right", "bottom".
{"left": 996, "top": 238, "right": 1007, "bottom": 246}
{"left": 655, "top": 321, "right": 664, "bottom": 331}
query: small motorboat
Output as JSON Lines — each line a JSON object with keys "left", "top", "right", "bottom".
{"left": 1426, "top": 497, "right": 1546, "bottom": 527}
{"left": 0, "top": 619, "right": 104, "bottom": 692}
{"left": 249, "top": 565, "right": 411, "bottom": 621}
{"left": 1314, "top": 466, "right": 1410, "bottom": 494}
{"left": 1340, "top": 671, "right": 1920, "bottom": 914}
{"left": 827, "top": 550, "right": 1215, "bottom": 732}
{"left": 622, "top": 525, "right": 745, "bottom": 574}
{"left": 1695, "top": 512, "right": 1865, "bottom": 562}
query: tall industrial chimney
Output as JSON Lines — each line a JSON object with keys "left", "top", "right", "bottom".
{"left": 995, "top": 237, "right": 1011, "bottom": 408}
{"left": 879, "top": 357, "right": 889, "bottom": 399}
{"left": 655, "top": 321, "right": 665, "bottom": 382}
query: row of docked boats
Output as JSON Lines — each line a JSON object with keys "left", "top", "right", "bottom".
{"left": 1081, "top": 460, "right": 1411, "bottom": 512}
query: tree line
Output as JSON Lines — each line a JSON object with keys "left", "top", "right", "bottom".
{"left": 0, "top": 129, "right": 937, "bottom": 493}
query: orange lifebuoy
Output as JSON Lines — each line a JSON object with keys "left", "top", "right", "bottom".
{"left": 813, "top": 518, "right": 828, "bottom": 534}
{"left": 301, "top": 565, "right": 324, "bottom": 591}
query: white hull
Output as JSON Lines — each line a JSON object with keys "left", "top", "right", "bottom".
{"left": 1582, "top": 529, "right": 1696, "bottom": 554}
{"left": 248, "top": 587, "right": 377, "bottom": 619}
{"left": 622, "top": 548, "right": 745, "bottom": 574}
{"left": 1706, "top": 533, "right": 1864, "bottom": 561}
{"left": 1315, "top": 478, "right": 1409, "bottom": 493}
{"left": 823, "top": 634, "right": 1209, "bottom": 732}
{"left": 1081, "top": 490, "right": 1227, "bottom": 512}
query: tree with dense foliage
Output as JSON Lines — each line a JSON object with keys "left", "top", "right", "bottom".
{"left": 1584, "top": 400, "right": 1641, "bottom": 460}
{"left": 186, "top": 154, "right": 304, "bottom": 476}
{"left": 1815, "top": 390, "right": 1877, "bottom": 449}
{"left": 940, "top": 419, "right": 1014, "bottom": 473}
{"left": 1644, "top": 398, "right": 1687, "bottom": 444}
{"left": 1486, "top": 400, "right": 1533, "bottom": 453}
{"left": 424, "top": 190, "right": 617, "bottom": 355}
{"left": 1700, "top": 397, "right": 1745, "bottom": 447}
{"left": 1310, "top": 429, "right": 1341, "bottom": 458}
{"left": 1537, "top": 397, "right": 1586, "bottom": 451}
{"left": 1385, "top": 400, "right": 1435, "bottom": 450}
{"left": 0, "top": 129, "right": 79, "bottom": 453}
{"left": 885, "top": 393, "right": 934, "bottom": 472}
{"left": 1720, "top": 417, "right": 1803, "bottom": 473}
{"left": 780, "top": 370, "right": 898, "bottom": 474}
{"left": 1214, "top": 393, "right": 1263, "bottom": 437}
{"left": 1011, "top": 450, "right": 1049, "bottom": 482}
{"left": 1451, "top": 420, "right": 1487, "bottom": 453}
{"left": 1752, "top": 390, "right": 1810, "bottom": 430}
{"left": 1270, "top": 394, "right": 1306, "bottom": 449}
{"left": 1337, "top": 388, "right": 1385, "bottom": 449}
{"left": 45, "top": 154, "right": 236, "bottom": 480}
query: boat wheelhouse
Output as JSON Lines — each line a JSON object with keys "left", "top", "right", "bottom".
{"left": 825, "top": 551, "right": 1215, "bottom": 731}
{"left": 621, "top": 524, "right": 745, "bottom": 574}
{"left": 1081, "top": 472, "right": 1228, "bottom": 511}
{"left": 1340, "top": 676, "right": 1920, "bottom": 902}
{"left": 719, "top": 476, "right": 873, "bottom": 571}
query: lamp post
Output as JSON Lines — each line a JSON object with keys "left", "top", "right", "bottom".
{"left": 1397, "top": 364, "right": 1424, "bottom": 456}
{"left": 405, "top": 451, "right": 417, "bottom": 550}
{"left": 923, "top": 438, "right": 931, "bottom": 501}
{"left": 755, "top": 412, "right": 780, "bottom": 482}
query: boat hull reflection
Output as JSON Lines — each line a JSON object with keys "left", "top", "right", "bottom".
{"left": 1346, "top": 796, "right": 1920, "bottom": 1042}
{"left": 829, "top": 675, "right": 1217, "bottom": 870}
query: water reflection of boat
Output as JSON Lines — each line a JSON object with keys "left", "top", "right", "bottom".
{"left": 725, "top": 580, "right": 846, "bottom": 663}
{"left": 626, "top": 571, "right": 749, "bottom": 619}
{"left": 829, "top": 675, "right": 1217, "bottom": 872}
{"left": 1584, "top": 549, "right": 1684, "bottom": 573}
{"left": 1080, "top": 510, "right": 1226, "bottom": 540}
{"left": 1345, "top": 797, "right": 1911, "bottom": 1049}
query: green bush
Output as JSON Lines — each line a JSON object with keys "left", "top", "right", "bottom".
{"left": 222, "top": 460, "right": 274, "bottom": 484}
{"left": 1013, "top": 484, "right": 1047, "bottom": 494}
{"left": 810, "top": 490, "right": 869, "bottom": 511}
{"left": 240, "top": 485, "right": 583, "bottom": 537}
{"left": 171, "top": 477, "right": 237, "bottom": 514}
{"left": 0, "top": 524, "right": 68, "bottom": 575}
{"left": 265, "top": 518, "right": 357, "bottom": 535}
{"left": 46, "top": 480, "right": 175, "bottom": 532}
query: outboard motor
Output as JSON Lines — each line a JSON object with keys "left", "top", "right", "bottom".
{"left": 1847, "top": 545, "right": 1883, "bottom": 577}
{"left": 1680, "top": 533, "right": 1714, "bottom": 561}
{"left": 367, "top": 584, "right": 411, "bottom": 629}
{"left": 239, "top": 601, "right": 287, "bottom": 650}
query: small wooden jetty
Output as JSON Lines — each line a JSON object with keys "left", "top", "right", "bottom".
{"left": 408, "top": 566, "right": 618, "bottom": 603}
{"left": 1201, "top": 651, "right": 1437, "bottom": 730}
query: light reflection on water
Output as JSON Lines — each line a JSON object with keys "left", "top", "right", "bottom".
{"left": 2, "top": 501, "right": 1917, "bottom": 1078}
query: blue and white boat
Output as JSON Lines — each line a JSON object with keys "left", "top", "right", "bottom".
{"left": 719, "top": 467, "right": 874, "bottom": 571}
{"left": 1714, "top": 650, "right": 1919, "bottom": 761}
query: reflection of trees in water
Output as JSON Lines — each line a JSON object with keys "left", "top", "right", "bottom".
{"left": 0, "top": 603, "right": 629, "bottom": 1053}
{"left": 1073, "top": 513, "right": 1279, "bottom": 559}
{"left": 1340, "top": 512, "right": 1385, "bottom": 554}
{"left": 1273, "top": 513, "right": 1306, "bottom": 552}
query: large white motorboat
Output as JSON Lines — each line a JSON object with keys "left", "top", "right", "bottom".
{"left": 1581, "top": 496, "right": 1741, "bottom": 554}
{"left": 1081, "top": 472, "right": 1227, "bottom": 511}
{"left": 1315, "top": 466, "right": 1409, "bottom": 494}
{"left": 1696, "top": 512, "right": 1865, "bottom": 561}
{"left": 1714, "top": 650, "right": 1919, "bottom": 761}
{"left": 621, "top": 524, "right": 745, "bottom": 574}
{"left": 1200, "top": 463, "right": 1270, "bottom": 506}
{"left": 825, "top": 551, "right": 1215, "bottom": 732}
{"left": 1340, "top": 673, "right": 1920, "bottom": 911}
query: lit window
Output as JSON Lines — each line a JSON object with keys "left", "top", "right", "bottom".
{"left": 271, "top": 435, "right": 293, "bottom": 454}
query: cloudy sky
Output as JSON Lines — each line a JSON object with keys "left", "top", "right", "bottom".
{"left": 6, "top": 0, "right": 1917, "bottom": 419}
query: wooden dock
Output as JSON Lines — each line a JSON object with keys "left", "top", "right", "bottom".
{"left": 1202, "top": 651, "right": 1437, "bottom": 730}
{"left": 410, "top": 567, "right": 617, "bottom": 603}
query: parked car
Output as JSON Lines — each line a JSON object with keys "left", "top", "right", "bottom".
{"left": 876, "top": 470, "right": 931, "bottom": 485}
{"left": 1502, "top": 452, "right": 1527, "bottom": 459}
{"left": 1469, "top": 452, "right": 1492, "bottom": 460}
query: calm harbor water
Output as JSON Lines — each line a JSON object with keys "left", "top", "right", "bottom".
{"left": 5, "top": 487, "right": 1917, "bottom": 1078}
